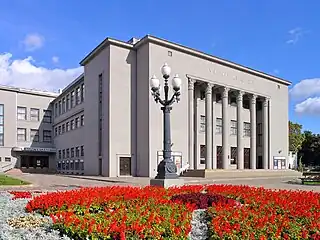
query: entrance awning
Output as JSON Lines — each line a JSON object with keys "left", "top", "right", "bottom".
{"left": 12, "top": 147, "right": 56, "bottom": 153}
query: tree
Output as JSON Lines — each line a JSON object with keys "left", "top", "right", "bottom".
{"left": 289, "top": 121, "right": 305, "bottom": 153}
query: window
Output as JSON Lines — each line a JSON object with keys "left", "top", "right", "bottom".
{"left": 30, "top": 108, "right": 39, "bottom": 121}
{"left": 66, "top": 94, "right": 70, "bottom": 110}
{"left": 55, "top": 103, "right": 58, "bottom": 117}
{"left": 257, "top": 123, "right": 262, "bottom": 146}
{"left": 66, "top": 148, "right": 70, "bottom": 158}
{"left": 200, "top": 115, "right": 205, "bottom": 133}
{"left": 58, "top": 126, "right": 61, "bottom": 135}
{"left": 80, "top": 115, "right": 84, "bottom": 126}
{"left": 81, "top": 84, "right": 85, "bottom": 102}
{"left": 243, "top": 98, "right": 250, "bottom": 109}
{"left": 17, "top": 107, "right": 27, "bottom": 120}
{"left": 71, "top": 91, "right": 75, "bottom": 107}
{"left": 17, "top": 128, "right": 26, "bottom": 141}
{"left": 244, "top": 122, "right": 251, "bottom": 137}
{"left": 71, "top": 120, "right": 75, "bottom": 130}
{"left": 62, "top": 98, "right": 66, "bottom": 113}
{"left": 58, "top": 101, "right": 62, "bottom": 115}
{"left": 81, "top": 146, "right": 84, "bottom": 156}
{"left": 75, "top": 117, "right": 79, "bottom": 128}
{"left": 66, "top": 122, "right": 70, "bottom": 132}
{"left": 216, "top": 118, "right": 222, "bottom": 134}
{"left": 200, "top": 145, "right": 206, "bottom": 164}
{"left": 55, "top": 127, "right": 58, "bottom": 136}
{"left": 76, "top": 87, "right": 81, "bottom": 104}
{"left": 216, "top": 93, "right": 222, "bottom": 103}
{"left": 230, "top": 147, "right": 237, "bottom": 164}
{"left": 58, "top": 150, "right": 61, "bottom": 159}
{"left": 62, "top": 149, "right": 65, "bottom": 159}
{"left": 98, "top": 73, "right": 103, "bottom": 156}
{"left": 76, "top": 147, "right": 80, "bottom": 157}
{"left": 200, "top": 90, "right": 205, "bottom": 100}
{"left": 230, "top": 96, "right": 237, "bottom": 105}
{"left": 62, "top": 124, "right": 65, "bottom": 133}
{"left": 5, "top": 157, "right": 11, "bottom": 162}
{"left": 71, "top": 148, "right": 74, "bottom": 158}
{"left": 0, "top": 104, "right": 3, "bottom": 146}
{"left": 30, "top": 129, "right": 39, "bottom": 142}
{"left": 43, "top": 110, "right": 52, "bottom": 123}
{"left": 43, "top": 130, "right": 52, "bottom": 142}
{"left": 230, "top": 120, "right": 237, "bottom": 135}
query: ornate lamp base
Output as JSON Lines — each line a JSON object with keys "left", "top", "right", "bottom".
{"left": 154, "top": 159, "right": 179, "bottom": 179}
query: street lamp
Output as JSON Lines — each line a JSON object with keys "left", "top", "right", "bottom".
{"left": 150, "top": 63, "right": 182, "bottom": 181}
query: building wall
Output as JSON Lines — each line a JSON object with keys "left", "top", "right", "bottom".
{"left": 0, "top": 88, "right": 56, "bottom": 169}
{"left": 146, "top": 42, "right": 289, "bottom": 177}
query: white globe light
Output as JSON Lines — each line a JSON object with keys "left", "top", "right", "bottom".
{"left": 161, "top": 63, "right": 171, "bottom": 77}
{"left": 172, "top": 74, "right": 182, "bottom": 91}
{"left": 150, "top": 75, "right": 160, "bottom": 90}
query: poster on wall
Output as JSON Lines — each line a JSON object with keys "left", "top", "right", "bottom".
{"left": 157, "top": 151, "right": 183, "bottom": 174}
{"left": 273, "top": 156, "right": 286, "bottom": 170}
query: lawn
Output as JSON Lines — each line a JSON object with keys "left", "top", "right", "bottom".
{"left": 0, "top": 174, "right": 29, "bottom": 185}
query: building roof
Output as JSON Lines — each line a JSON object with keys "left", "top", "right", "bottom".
{"left": 79, "top": 34, "right": 291, "bottom": 86}
{"left": 0, "top": 84, "right": 59, "bottom": 98}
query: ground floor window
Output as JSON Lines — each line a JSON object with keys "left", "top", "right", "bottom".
{"left": 119, "top": 157, "right": 131, "bottom": 176}
{"left": 20, "top": 156, "right": 49, "bottom": 168}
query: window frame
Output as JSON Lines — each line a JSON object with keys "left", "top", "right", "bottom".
{"left": 30, "top": 108, "right": 40, "bottom": 121}
{"left": 43, "top": 130, "right": 52, "bottom": 143}
{"left": 17, "top": 128, "right": 26, "bottom": 142}
{"left": 17, "top": 106, "right": 27, "bottom": 120}
{"left": 30, "top": 129, "right": 39, "bottom": 142}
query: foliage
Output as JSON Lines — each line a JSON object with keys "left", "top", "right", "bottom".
{"left": 300, "top": 130, "right": 320, "bottom": 166}
{"left": 0, "top": 175, "right": 29, "bottom": 186}
{"left": 25, "top": 185, "right": 320, "bottom": 240}
{"left": 289, "top": 121, "right": 305, "bottom": 153}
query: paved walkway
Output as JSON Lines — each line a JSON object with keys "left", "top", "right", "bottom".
{"left": 1, "top": 173, "right": 319, "bottom": 192}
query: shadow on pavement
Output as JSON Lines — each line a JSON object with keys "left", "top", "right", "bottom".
{"left": 61, "top": 175, "right": 129, "bottom": 184}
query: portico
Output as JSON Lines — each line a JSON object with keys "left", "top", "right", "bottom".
{"left": 187, "top": 76, "right": 270, "bottom": 170}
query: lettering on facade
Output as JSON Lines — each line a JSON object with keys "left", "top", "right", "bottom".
{"left": 23, "top": 147, "right": 56, "bottom": 153}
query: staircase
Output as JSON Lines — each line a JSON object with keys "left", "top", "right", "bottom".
{"left": 0, "top": 162, "right": 14, "bottom": 173}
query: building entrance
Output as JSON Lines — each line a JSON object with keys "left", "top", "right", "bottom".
{"left": 20, "top": 155, "right": 49, "bottom": 169}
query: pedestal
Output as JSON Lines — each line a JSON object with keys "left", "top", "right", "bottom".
{"left": 150, "top": 178, "right": 185, "bottom": 188}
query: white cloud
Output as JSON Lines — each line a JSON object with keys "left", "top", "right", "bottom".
{"left": 295, "top": 97, "right": 320, "bottom": 115}
{"left": 52, "top": 56, "right": 59, "bottom": 64}
{"left": 286, "top": 27, "right": 307, "bottom": 44}
{"left": 0, "top": 53, "right": 83, "bottom": 92}
{"left": 22, "top": 33, "right": 45, "bottom": 51}
{"left": 290, "top": 78, "right": 320, "bottom": 99}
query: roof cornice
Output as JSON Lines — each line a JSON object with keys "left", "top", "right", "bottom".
{"left": 135, "top": 35, "right": 291, "bottom": 86}
{"left": 80, "top": 38, "right": 133, "bottom": 66}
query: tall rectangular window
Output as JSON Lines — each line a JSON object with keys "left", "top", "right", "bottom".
{"left": 66, "top": 94, "right": 70, "bottom": 110}
{"left": 98, "top": 73, "right": 103, "bottom": 156}
{"left": 76, "top": 87, "right": 81, "bottom": 105}
{"left": 30, "top": 108, "right": 39, "bottom": 121}
{"left": 43, "top": 110, "right": 52, "bottom": 123}
{"left": 43, "top": 130, "right": 52, "bottom": 142}
{"left": 216, "top": 118, "right": 222, "bottom": 134}
{"left": 66, "top": 122, "right": 70, "bottom": 132}
{"left": 0, "top": 104, "right": 4, "bottom": 146}
{"left": 17, "top": 106, "right": 27, "bottom": 120}
{"left": 76, "top": 147, "right": 80, "bottom": 157}
{"left": 17, "top": 128, "right": 26, "bottom": 141}
{"left": 81, "top": 83, "right": 85, "bottom": 102}
{"left": 71, "top": 91, "right": 75, "bottom": 107}
{"left": 75, "top": 117, "right": 79, "bottom": 128}
{"left": 55, "top": 103, "right": 58, "bottom": 117}
{"left": 62, "top": 97, "right": 66, "bottom": 113}
{"left": 199, "top": 115, "right": 205, "bottom": 133}
{"left": 30, "top": 129, "right": 39, "bottom": 142}
{"left": 257, "top": 123, "right": 262, "bottom": 146}
{"left": 58, "top": 101, "right": 62, "bottom": 115}
{"left": 80, "top": 115, "right": 84, "bottom": 126}
{"left": 244, "top": 122, "right": 251, "bottom": 137}
{"left": 230, "top": 120, "right": 237, "bottom": 135}
{"left": 71, "top": 119, "right": 75, "bottom": 130}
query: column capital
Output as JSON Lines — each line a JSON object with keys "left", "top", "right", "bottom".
{"left": 188, "top": 78, "right": 196, "bottom": 90}
{"left": 263, "top": 97, "right": 270, "bottom": 107}
{"left": 237, "top": 90, "right": 244, "bottom": 102}
{"left": 205, "top": 82, "right": 214, "bottom": 95}
{"left": 250, "top": 94, "right": 257, "bottom": 104}
{"left": 222, "top": 87, "right": 229, "bottom": 98}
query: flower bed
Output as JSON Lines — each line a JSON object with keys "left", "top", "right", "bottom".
{"left": 24, "top": 185, "right": 320, "bottom": 239}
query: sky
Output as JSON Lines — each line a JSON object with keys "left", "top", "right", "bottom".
{"left": 0, "top": 0, "right": 320, "bottom": 132}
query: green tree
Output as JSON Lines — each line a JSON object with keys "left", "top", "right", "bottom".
{"left": 289, "top": 121, "right": 305, "bottom": 153}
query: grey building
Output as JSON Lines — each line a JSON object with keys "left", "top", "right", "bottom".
{"left": 0, "top": 35, "right": 291, "bottom": 177}
{"left": 0, "top": 85, "right": 57, "bottom": 172}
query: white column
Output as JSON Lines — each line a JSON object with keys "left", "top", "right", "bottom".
{"left": 222, "top": 87, "right": 229, "bottom": 169}
{"left": 250, "top": 94, "right": 257, "bottom": 169}
{"left": 205, "top": 83, "right": 214, "bottom": 169}
{"left": 188, "top": 78, "right": 196, "bottom": 170}
{"left": 212, "top": 92, "right": 217, "bottom": 169}
{"left": 237, "top": 91, "right": 244, "bottom": 169}
{"left": 263, "top": 97, "right": 269, "bottom": 169}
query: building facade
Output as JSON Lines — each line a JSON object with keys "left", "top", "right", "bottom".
{"left": 0, "top": 85, "right": 57, "bottom": 172}
{"left": 0, "top": 35, "right": 291, "bottom": 177}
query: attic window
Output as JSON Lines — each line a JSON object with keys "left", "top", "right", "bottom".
{"left": 168, "top": 51, "right": 172, "bottom": 57}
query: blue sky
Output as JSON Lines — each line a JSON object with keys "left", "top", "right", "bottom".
{"left": 0, "top": 0, "right": 319, "bottom": 132}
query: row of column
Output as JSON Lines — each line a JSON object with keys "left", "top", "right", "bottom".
{"left": 188, "top": 78, "right": 270, "bottom": 170}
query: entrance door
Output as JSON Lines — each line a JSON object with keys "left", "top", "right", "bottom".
{"left": 217, "top": 146, "right": 223, "bottom": 169}
{"left": 244, "top": 148, "right": 250, "bottom": 169}
{"left": 119, "top": 157, "right": 131, "bottom": 176}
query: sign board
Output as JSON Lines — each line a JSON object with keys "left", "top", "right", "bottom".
{"left": 273, "top": 156, "right": 286, "bottom": 170}
{"left": 23, "top": 147, "right": 56, "bottom": 153}
{"left": 157, "top": 151, "right": 183, "bottom": 174}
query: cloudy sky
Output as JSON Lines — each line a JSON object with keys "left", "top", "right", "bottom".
{"left": 0, "top": 0, "right": 320, "bottom": 131}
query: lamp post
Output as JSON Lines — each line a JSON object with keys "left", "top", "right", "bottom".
{"left": 150, "top": 63, "right": 182, "bottom": 180}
